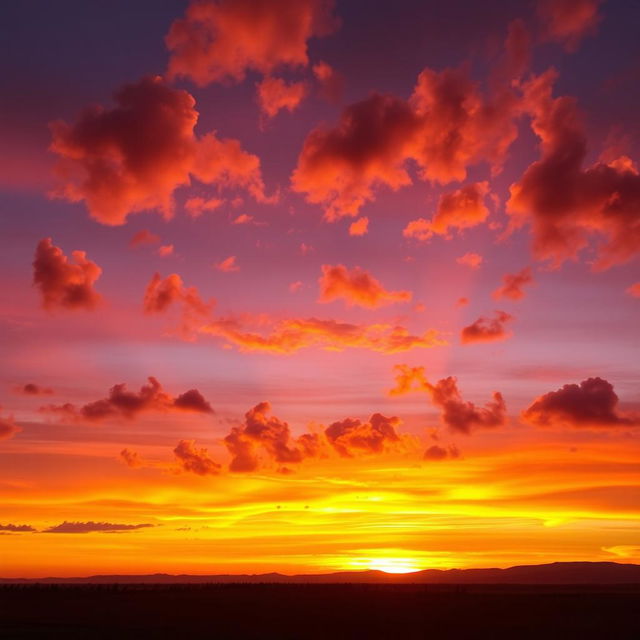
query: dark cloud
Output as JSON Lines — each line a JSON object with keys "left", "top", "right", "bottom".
{"left": 507, "top": 69, "right": 640, "bottom": 269}
{"left": 174, "top": 439, "right": 221, "bottom": 475}
{"left": 33, "top": 238, "right": 102, "bottom": 311}
{"left": 43, "top": 521, "right": 154, "bottom": 533}
{"left": 522, "top": 377, "right": 640, "bottom": 428}
{"left": 0, "top": 523, "right": 36, "bottom": 532}
{"left": 42, "top": 377, "right": 213, "bottom": 422}
{"left": 50, "top": 76, "right": 269, "bottom": 225}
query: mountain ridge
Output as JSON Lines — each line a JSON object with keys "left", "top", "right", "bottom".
{"left": 2, "top": 561, "right": 640, "bottom": 584}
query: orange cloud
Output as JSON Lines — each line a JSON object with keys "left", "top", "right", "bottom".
{"left": 129, "top": 229, "right": 160, "bottom": 247}
{"left": 389, "top": 365, "right": 507, "bottom": 434}
{"left": 537, "top": 0, "right": 602, "bottom": 51}
{"left": 507, "top": 69, "right": 640, "bottom": 269}
{"left": 312, "top": 60, "right": 344, "bottom": 103}
{"left": 493, "top": 267, "right": 534, "bottom": 300}
{"left": 456, "top": 252, "right": 483, "bottom": 269}
{"left": 120, "top": 448, "right": 143, "bottom": 469}
{"left": 403, "top": 182, "right": 490, "bottom": 241}
{"left": 166, "top": 0, "right": 338, "bottom": 86}
{"left": 174, "top": 440, "right": 222, "bottom": 475}
{"left": 33, "top": 238, "right": 102, "bottom": 311}
{"left": 225, "top": 401, "right": 321, "bottom": 471}
{"left": 522, "top": 377, "right": 640, "bottom": 428}
{"left": 145, "top": 273, "right": 442, "bottom": 354}
{"left": 184, "top": 196, "right": 224, "bottom": 218}
{"left": 318, "top": 264, "right": 412, "bottom": 308}
{"left": 42, "top": 377, "right": 213, "bottom": 422}
{"left": 216, "top": 256, "right": 239, "bottom": 272}
{"left": 325, "top": 413, "right": 403, "bottom": 457}
{"left": 157, "top": 244, "right": 175, "bottom": 258}
{"left": 201, "top": 316, "right": 444, "bottom": 354}
{"left": 256, "top": 77, "right": 307, "bottom": 119}
{"left": 627, "top": 283, "right": 640, "bottom": 298}
{"left": 348, "top": 216, "right": 369, "bottom": 236}
{"left": 461, "top": 310, "right": 513, "bottom": 344}
{"left": 289, "top": 281, "right": 303, "bottom": 293}
{"left": 50, "top": 76, "right": 268, "bottom": 225}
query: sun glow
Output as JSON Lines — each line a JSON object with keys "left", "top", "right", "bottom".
{"left": 347, "top": 556, "right": 422, "bottom": 574}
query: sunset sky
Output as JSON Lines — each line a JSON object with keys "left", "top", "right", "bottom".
{"left": 1, "top": 0, "right": 639, "bottom": 578}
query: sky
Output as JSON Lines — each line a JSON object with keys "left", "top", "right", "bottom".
{"left": 0, "top": 0, "right": 639, "bottom": 578}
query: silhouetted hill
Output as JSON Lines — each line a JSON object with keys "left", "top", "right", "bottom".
{"left": 2, "top": 561, "right": 639, "bottom": 584}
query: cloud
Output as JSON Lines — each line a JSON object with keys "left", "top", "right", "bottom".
{"left": 14, "top": 383, "right": 54, "bottom": 396}
{"left": 318, "top": 264, "right": 412, "bottom": 308}
{"left": 456, "top": 252, "right": 483, "bottom": 269}
{"left": 537, "top": 0, "right": 602, "bottom": 51}
{"left": 522, "top": 377, "right": 640, "bottom": 428}
{"left": 291, "top": 93, "right": 420, "bottom": 220}
{"left": 50, "top": 76, "right": 268, "bottom": 225}
{"left": 389, "top": 364, "right": 507, "bottom": 434}
{"left": 184, "top": 196, "right": 224, "bottom": 218}
{"left": 0, "top": 523, "right": 35, "bottom": 532}
{"left": 144, "top": 272, "right": 213, "bottom": 336}
{"left": 225, "top": 401, "right": 320, "bottom": 471}
{"left": 312, "top": 60, "right": 344, "bottom": 103}
{"left": 348, "top": 216, "right": 369, "bottom": 236}
{"left": 403, "top": 182, "right": 490, "bottom": 241}
{"left": 157, "top": 244, "right": 175, "bottom": 257}
{"left": 430, "top": 377, "right": 507, "bottom": 434}
{"left": 120, "top": 448, "right": 143, "bottom": 468}
{"left": 461, "top": 310, "right": 513, "bottom": 344}
{"left": 166, "top": 0, "right": 339, "bottom": 86}
{"left": 507, "top": 69, "right": 640, "bottom": 269}
{"left": 324, "top": 413, "right": 402, "bottom": 457}
{"left": 0, "top": 412, "right": 20, "bottom": 441}
{"left": 293, "top": 53, "right": 521, "bottom": 221}
{"left": 256, "top": 77, "right": 307, "bottom": 119}
{"left": 424, "top": 444, "right": 460, "bottom": 461}
{"left": 130, "top": 229, "right": 161, "bottom": 247}
{"left": 492, "top": 267, "right": 534, "bottom": 300}
{"left": 289, "top": 281, "right": 303, "bottom": 293}
{"left": 201, "top": 316, "right": 444, "bottom": 354}
{"left": 33, "top": 238, "right": 102, "bottom": 311}
{"left": 145, "top": 273, "right": 443, "bottom": 354}
{"left": 44, "top": 521, "right": 154, "bottom": 534}
{"left": 627, "top": 283, "right": 640, "bottom": 298}
{"left": 174, "top": 439, "right": 222, "bottom": 475}
{"left": 215, "top": 256, "right": 240, "bottom": 272}
{"left": 42, "top": 377, "right": 213, "bottom": 422}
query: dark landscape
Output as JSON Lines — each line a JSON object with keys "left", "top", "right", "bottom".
{"left": 1, "top": 563, "right": 639, "bottom": 639}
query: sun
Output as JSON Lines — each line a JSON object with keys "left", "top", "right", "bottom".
{"left": 366, "top": 557, "right": 421, "bottom": 574}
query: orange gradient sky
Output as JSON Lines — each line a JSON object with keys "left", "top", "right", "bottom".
{"left": 0, "top": 0, "right": 639, "bottom": 577}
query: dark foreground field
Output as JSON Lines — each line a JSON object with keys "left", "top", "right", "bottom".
{"left": 1, "top": 584, "right": 639, "bottom": 639}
